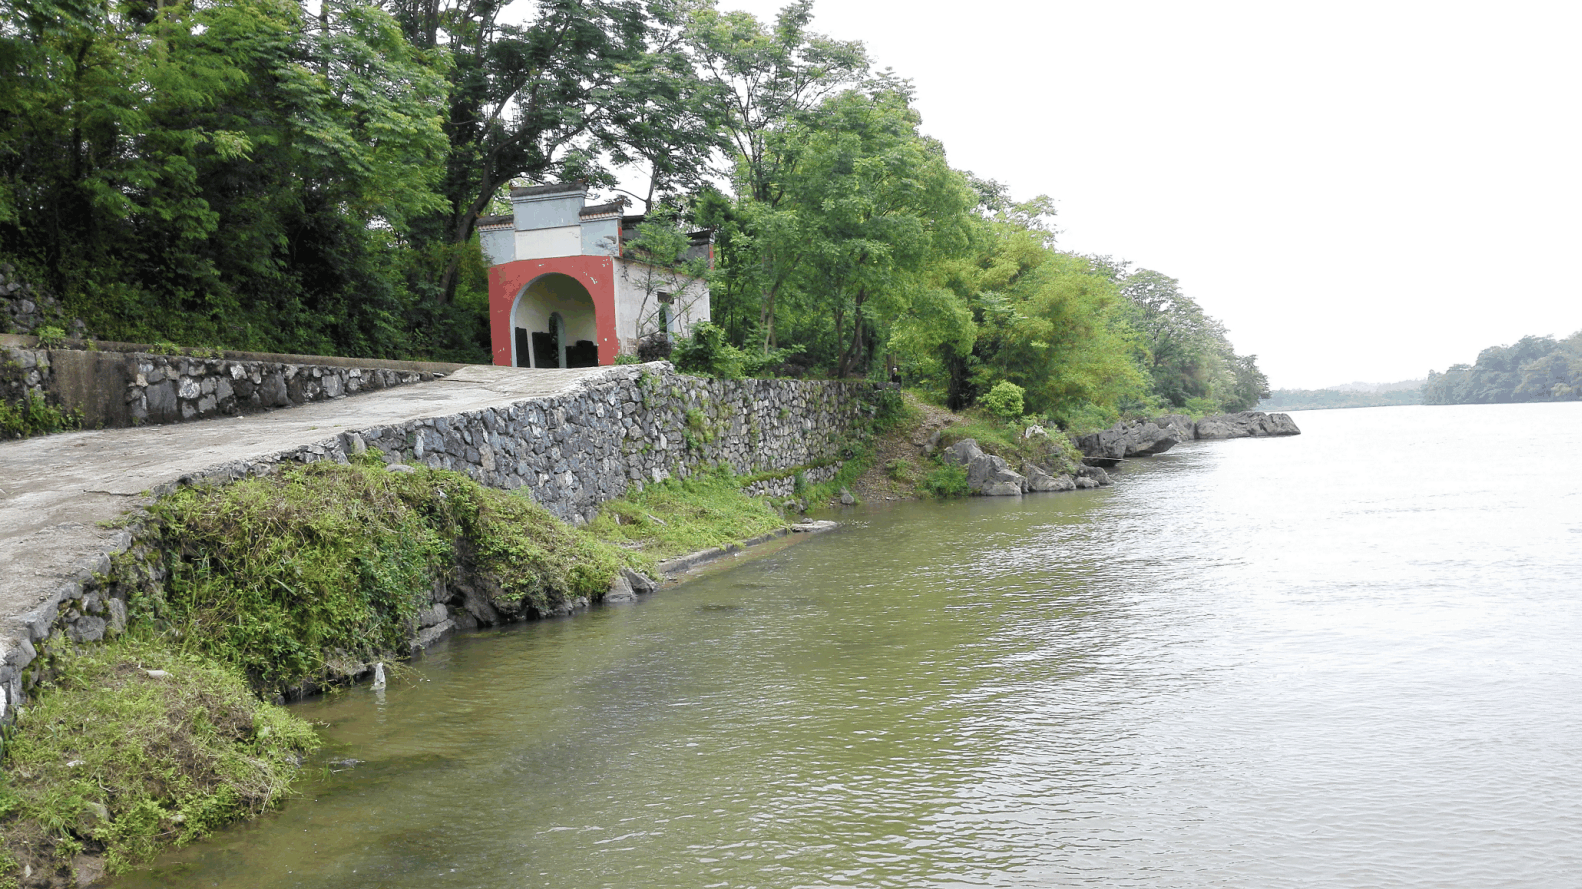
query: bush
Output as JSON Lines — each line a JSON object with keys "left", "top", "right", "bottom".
{"left": 0, "top": 390, "right": 80, "bottom": 440}
{"left": 636, "top": 333, "right": 673, "bottom": 362}
{"left": 979, "top": 381, "right": 1025, "bottom": 420}
{"left": 920, "top": 463, "right": 969, "bottom": 499}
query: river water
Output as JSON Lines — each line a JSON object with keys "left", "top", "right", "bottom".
{"left": 124, "top": 403, "right": 1582, "bottom": 889}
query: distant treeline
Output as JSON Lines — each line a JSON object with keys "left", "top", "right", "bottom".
{"left": 1423, "top": 332, "right": 1582, "bottom": 404}
{"left": 1260, "top": 386, "right": 1422, "bottom": 411}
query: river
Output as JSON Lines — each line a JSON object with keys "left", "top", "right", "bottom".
{"left": 123, "top": 402, "right": 1582, "bottom": 888}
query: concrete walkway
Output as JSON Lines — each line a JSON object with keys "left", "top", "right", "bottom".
{"left": 0, "top": 365, "right": 613, "bottom": 644}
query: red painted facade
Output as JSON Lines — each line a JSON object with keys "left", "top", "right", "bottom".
{"left": 487, "top": 256, "right": 619, "bottom": 368}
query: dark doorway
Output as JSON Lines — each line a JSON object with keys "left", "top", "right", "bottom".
{"left": 513, "top": 328, "right": 531, "bottom": 368}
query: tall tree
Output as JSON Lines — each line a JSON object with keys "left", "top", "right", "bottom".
{"left": 683, "top": 0, "right": 869, "bottom": 350}
{"left": 385, "top": 0, "right": 724, "bottom": 305}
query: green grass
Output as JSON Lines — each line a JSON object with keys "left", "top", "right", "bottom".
{"left": 0, "top": 390, "right": 80, "bottom": 440}
{"left": 584, "top": 465, "right": 789, "bottom": 559}
{"left": 140, "top": 459, "right": 644, "bottom": 696}
{"left": 0, "top": 635, "right": 319, "bottom": 883}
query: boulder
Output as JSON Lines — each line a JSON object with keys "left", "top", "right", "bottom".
{"left": 1021, "top": 462, "right": 1076, "bottom": 492}
{"left": 1194, "top": 410, "right": 1302, "bottom": 440}
{"left": 1075, "top": 465, "right": 1112, "bottom": 487}
{"left": 1073, "top": 420, "right": 1182, "bottom": 459}
{"left": 942, "top": 438, "right": 985, "bottom": 466}
{"left": 1150, "top": 414, "right": 1197, "bottom": 442}
{"left": 943, "top": 438, "right": 1028, "bottom": 496}
{"left": 967, "top": 454, "right": 1026, "bottom": 496}
{"left": 620, "top": 567, "right": 659, "bottom": 596}
{"left": 605, "top": 572, "right": 637, "bottom": 605}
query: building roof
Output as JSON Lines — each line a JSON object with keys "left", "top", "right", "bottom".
{"left": 509, "top": 182, "right": 587, "bottom": 198}
{"left": 579, "top": 197, "right": 628, "bottom": 219}
{"left": 476, "top": 214, "right": 513, "bottom": 230}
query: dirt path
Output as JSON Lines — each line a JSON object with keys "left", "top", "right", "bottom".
{"left": 845, "top": 393, "right": 961, "bottom": 503}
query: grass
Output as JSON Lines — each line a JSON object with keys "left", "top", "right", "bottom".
{"left": 584, "top": 464, "right": 789, "bottom": 559}
{"left": 938, "top": 414, "right": 1084, "bottom": 476}
{"left": 0, "top": 390, "right": 80, "bottom": 440}
{"left": 0, "top": 635, "right": 319, "bottom": 884}
{"left": 141, "top": 458, "right": 645, "bottom": 697}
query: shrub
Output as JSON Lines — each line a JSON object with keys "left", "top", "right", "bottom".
{"left": 920, "top": 463, "right": 969, "bottom": 499}
{"left": 979, "top": 381, "right": 1025, "bottom": 421}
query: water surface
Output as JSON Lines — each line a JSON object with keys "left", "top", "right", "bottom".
{"left": 126, "top": 403, "right": 1582, "bottom": 888}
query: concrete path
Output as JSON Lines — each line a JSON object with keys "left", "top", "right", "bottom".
{"left": 0, "top": 365, "right": 613, "bottom": 641}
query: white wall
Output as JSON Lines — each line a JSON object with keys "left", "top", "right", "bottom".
{"left": 514, "top": 226, "right": 582, "bottom": 261}
{"left": 612, "top": 259, "right": 710, "bottom": 355}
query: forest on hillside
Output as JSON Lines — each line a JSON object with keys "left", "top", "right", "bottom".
{"left": 1422, "top": 332, "right": 1582, "bottom": 404}
{"left": 0, "top": 0, "right": 1268, "bottom": 425}
{"left": 1259, "top": 385, "right": 1423, "bottom": 411}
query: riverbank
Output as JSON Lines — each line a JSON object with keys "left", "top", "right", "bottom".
{"left": 0, "top": 382, "right": 1297, "bottom": 887}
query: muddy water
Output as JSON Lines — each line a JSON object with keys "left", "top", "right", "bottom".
{"left": 124, "top": 403, "right": 1582, "bottom": 888}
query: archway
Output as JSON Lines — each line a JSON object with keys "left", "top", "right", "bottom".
{"left": 510, "top": 273, "right": 600, "bottom": 368}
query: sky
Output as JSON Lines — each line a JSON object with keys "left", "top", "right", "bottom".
{"left": 705, "top": 0, "right": 1581, "bottom": 389}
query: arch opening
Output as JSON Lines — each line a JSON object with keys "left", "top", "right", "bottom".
{"left": 511, "top": 273, "right": 600, "bottom": 368}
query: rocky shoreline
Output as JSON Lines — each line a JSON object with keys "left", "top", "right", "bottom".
{"left": 930, "top": 410, "right": 1301, "bottom": 497}
{"left": 1073, "top": 410, "right": 1301, "bottom": 465}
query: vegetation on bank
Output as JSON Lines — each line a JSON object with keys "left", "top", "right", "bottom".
{"left": 0, "top": 636, "right": 319, "bottom": 886}
{"left": 1, "top": 0, "right": 1267, "bottom": 424}
{"left": 1423, "top": 330, "right": 1582, "bottom": 404}
{"left": 0, "top": 455, "right": 806, "bottom": 885}
{"left": 0, "top": 392, "right": 79, "bottom": 441}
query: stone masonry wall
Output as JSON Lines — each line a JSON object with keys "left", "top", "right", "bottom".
{"left": 0, "top": 365, "right": 878, "bottom": 718}
{"left": 1, "top": 340, "right": 454, "bottom": 429}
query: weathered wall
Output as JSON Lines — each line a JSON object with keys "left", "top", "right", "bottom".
{"left": 1, "top": 336, "right": 461, "bottom": 429}
{"left": 0, "top": 365, "right": 878, "bottom": 717}
{"left": 0, "top": 264, "right": 81, "bottom": 338}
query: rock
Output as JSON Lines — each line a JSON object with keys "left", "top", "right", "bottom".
{"left": 942, "top": 438, "right": 985, "bottom": 467}
{"left": 1194, "top": 410, "right": 1302, "bottom": 440}
{"left": 1150, "top": 414, "right": 1197, "bottom": 442}
{"left": 386, "top": 463, "right": 416, "bottom": 474}
{"left": 839, "top": 486, "right": 856, "bottom": 505}
{"left": 620, "top": 567, "right": 658, "bottom": 595}
{"left": 1023, "top": 424, "right": 1047, "bottom": 439}
{"left": 107, "top": 597, "right": 127, "bottom": 634}
{"left": 1073, "top": 420, "right": 1182, "bottom": 459}
{"left": 1021, "top": 462, "right": 1076, "bottom": 493}
{"left": 67, "top": 616, "right": 106, "bottom": 643}
{"left": 73, "top": 853, "right": 106, "bottom": 888}
{"left": 605, "top": 572, "right": 637, "bottom": 604}
{"left": 1075, "top": 465, "right": 1112, "bottom": 486}
{"left": 966, "top": 454, "right": 1025, "bottom": 496}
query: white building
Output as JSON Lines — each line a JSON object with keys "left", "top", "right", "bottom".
{"left": 479, "top": 183, "right": 711, "bottom": 368}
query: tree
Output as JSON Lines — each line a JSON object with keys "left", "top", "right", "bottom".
{"left": 0, "top": 0, "right": 451, "bottom": 355}
{"left": 385, "top": 0, "right": 723, "bottom": 305}
{"left": 683, "top": 0, "right": 869, "bottom": 351}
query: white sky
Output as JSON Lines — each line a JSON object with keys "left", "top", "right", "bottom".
{"left": 709, "top": 0, "right": 1582, "bottom": 389}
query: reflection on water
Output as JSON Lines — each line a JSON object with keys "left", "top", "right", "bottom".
{"left": 124, "top": 403, "right": 1582, "bottom": 888}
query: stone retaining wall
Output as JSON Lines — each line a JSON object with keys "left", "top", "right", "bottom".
{"left": 0, "top": 365, "right": 878, "bottom": 717}
{"left": 1, "top": 337, "right": 459, "bottom": 429}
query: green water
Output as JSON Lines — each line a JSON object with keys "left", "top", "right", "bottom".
{"left": 120, "top": 404, "right": 1582, "bottom": 887}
